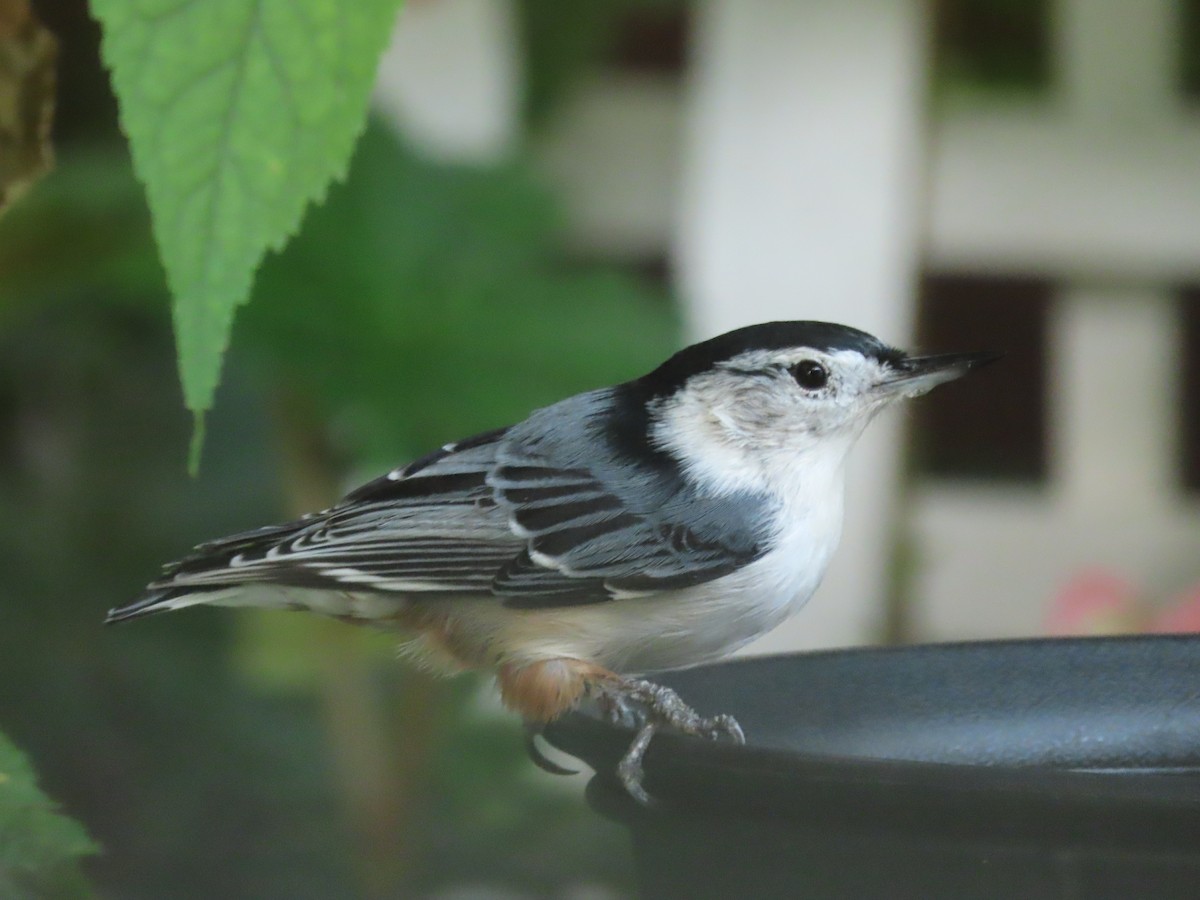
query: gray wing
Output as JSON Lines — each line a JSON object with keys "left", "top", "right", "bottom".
{"left": 486, "top": 390, "right": 772, "bottom": 607}
{"left": 128, "top": 391, "right": 772, "bottom": 612}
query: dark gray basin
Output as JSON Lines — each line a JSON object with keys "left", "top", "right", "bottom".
{"left": 543, "top": 635, "right": 1200, "bottom": 899}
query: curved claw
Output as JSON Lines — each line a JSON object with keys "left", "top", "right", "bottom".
{"left": 712, "top": 713, "right": 746, "bottom": 745}
{"left": 616, "top": 721, "right": 659, "bottom": 807}
{"left": 523, "top": 724, "right": 579, "bottom": 776}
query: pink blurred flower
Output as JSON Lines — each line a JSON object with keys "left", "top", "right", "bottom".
{"left": 1046, "top": 570, "right": 1200, "bottom": 636}
{"left": 1045, "top": 569, "right": 1140, "bottom": 635}
{"left": 1150, "top": 585, "right": 1200, "bottom": 634}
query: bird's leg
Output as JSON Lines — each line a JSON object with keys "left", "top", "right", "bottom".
{"left": 496, "top": 660, "right": 745, "bottom": 804}
{"left": 498, "top": 658, "right": 615, "bottom": 776}
{"left": 587, "top": 676, "right": 746, "bottom": 805}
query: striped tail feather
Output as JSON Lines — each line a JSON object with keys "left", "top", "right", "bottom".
{"left": 106, "top": 518, "right": 318, "bottom": 624}
{"left": 105, "top": 585, "right": 238, "bottom": 624}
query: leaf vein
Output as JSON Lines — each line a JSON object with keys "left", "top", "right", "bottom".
{"left": 138, "top": 0, "right": 194, "bottom": 27}
{"left": 194, "top": 0, "right": 264, "bottom": 294}
{"left": 254, "top": 21, "right": 301, "bottom": 131}
{"left": 149, "top": 56, "right": 238, "bottom": 156}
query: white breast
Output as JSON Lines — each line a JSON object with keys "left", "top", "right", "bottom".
{"left": 593, "top": 474, "right": 845, "bottom": 672}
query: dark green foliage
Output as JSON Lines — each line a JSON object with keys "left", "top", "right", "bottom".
{"left": 519, "top": 0, "right": 689, "bottom": 127}
{"left": 933, "top": 0, "right": 1051, "bottom": 95}
{"left": 0, "top": 116, "right": 663, "bottom": 895}
{"left": 520, "top": 0, "right": 624, "bottom": 127}
{"left": 0, "top": 733, "right": 97, "bottom": 899}
{"left": 1181, "top": 0, "right": 1200, "bottom": 99}
{"left": 0, "top": 301, "right": 359, "bottom": 897}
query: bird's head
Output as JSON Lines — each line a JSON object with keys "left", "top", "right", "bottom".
{"left": 631, "top": 321, "right": 998, "bottom": 492}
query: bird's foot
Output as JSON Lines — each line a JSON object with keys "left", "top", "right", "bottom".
{"left": 587, "top": 677, "right": 745, "bottom": 805}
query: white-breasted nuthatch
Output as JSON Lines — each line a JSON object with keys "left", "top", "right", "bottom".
{"left": 110, "top": 321, "right": 996, "bottom": 802}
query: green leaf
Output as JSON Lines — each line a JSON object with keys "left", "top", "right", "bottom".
{"left": 0, "top": 732, "right": 98, "bottom": 899}
{"left": 91, "top": 0, "right": 404, "bottom": 419}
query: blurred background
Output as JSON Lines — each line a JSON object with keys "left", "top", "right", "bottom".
{"left": 2, "top": 0, "right": 1199, "bottom": 896}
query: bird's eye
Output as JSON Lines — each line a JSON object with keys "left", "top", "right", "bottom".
{"left": 790, "top": 360, "right": 829, "bottom": 390}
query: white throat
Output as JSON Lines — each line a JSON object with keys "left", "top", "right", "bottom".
{"left": 648, "top": 386, "right": 862, "bottom": 507}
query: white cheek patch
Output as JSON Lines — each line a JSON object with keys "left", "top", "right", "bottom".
{"left": 651, "top": 346, "right": 901, "bottom": 476}
{"left": 711, "top": 404, "right": 751, "bottom": 439}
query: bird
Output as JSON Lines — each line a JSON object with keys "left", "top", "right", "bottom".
{"left": 109, "top": 321, "right": 997, "bottom": 802}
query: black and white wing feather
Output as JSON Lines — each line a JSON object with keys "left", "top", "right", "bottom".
{"left": 487, "top": 465, "right": 762, "bottom": 606}
{"left": 111, "top": 389, "right": 773, "bottom": 621}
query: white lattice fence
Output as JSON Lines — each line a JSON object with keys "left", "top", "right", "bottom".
{"left": 913, "top": 0, "right": 1200, "bottom": 639}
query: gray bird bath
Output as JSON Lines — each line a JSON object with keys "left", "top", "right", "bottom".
{"left": 544, "top": 635, "right": 1200, "bottom": 900}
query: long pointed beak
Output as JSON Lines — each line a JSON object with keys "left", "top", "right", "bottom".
{"left": 876, "top": 350, "right": 1002, "bottom": 398}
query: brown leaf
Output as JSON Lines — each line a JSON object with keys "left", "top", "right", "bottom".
{"left": 0, "top": 0, "right": 56, "bottom": 216}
